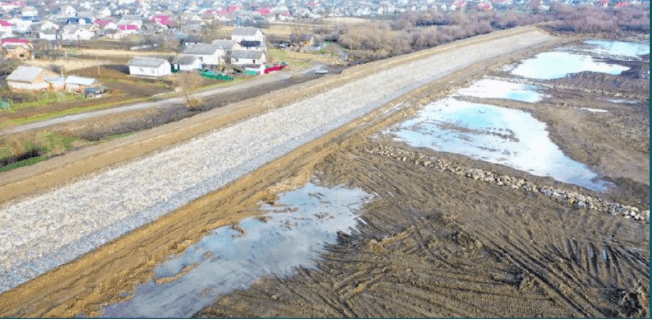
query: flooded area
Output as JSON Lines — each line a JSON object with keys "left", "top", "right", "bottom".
{"left": 455, "top": 79, "right": 546, "bottom": 102}
{"left": 102, "top": 183, "right": 371, "bottom": 318}
{"left": 509, "top": 51, "right": 630, "bottom": 79}
{"left": 581, "top": 107, "right": 609, "bottom": 113}
{"left": 385, "top": 98, "right": 609, "bottom": 191}
{"left": 582, "top": 40, "right": 650, "bottom": 59}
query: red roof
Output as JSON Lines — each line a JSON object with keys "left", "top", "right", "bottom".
{"left": 94, "top": 19, "right": 112, "bottom": 26}
{"left": 0, "top": 20, "right": 12, "bottom": 27}
{"left": 10, "top": 1, "right": 26, "bottom": 7}
{"left": 1, "top": 38, "right": 29, "bottom": 45}
{"left": 215, "top": 9, "right": 229, "bottom": 15}
{"left": 257, "top": 8, "right": 272, "bottom": 15}
{"left": 119, "top": 24, "right": 138, "bottom": 30}
{"left": 615, "top": 2, "right": 628, "bottom": 7}
{"left": 152, "top": 15, "right": 169, "bottom": 23}
{"left": 227, "top": 5, "right": 240, "bottom": 12}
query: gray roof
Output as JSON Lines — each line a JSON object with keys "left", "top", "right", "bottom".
{"left": 230, "top": 50, "right": 264, "bottom": 59}
{"left": 231, "top": 27, "right": 260, "bottom": 37}
{"left": 65, "top": 75, "right": 97, "bottom": 86}
{"left": 211, "top": 39, "right": 237, "bottom": 50}
{"left": 7, "top": 66, "right": 49, "bottom": 83}
{"left": 3, "top": 43, "right": 31, "bottom": 51}
{"left": 127, "top": 57, "right": 169, "bottom": 68}
{"left": 183, "top": 43, "right": 219, "bottom": 55}
{"left": 172, "top": 55, "right": 199, "bottom": 65}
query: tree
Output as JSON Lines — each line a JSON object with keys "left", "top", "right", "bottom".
{"left": 174, "top": 72, "right": 205, "bottom": 109}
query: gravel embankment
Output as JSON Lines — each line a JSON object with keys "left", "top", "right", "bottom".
{"left": 0, "top": 30, "right": 554, "bottom": 293}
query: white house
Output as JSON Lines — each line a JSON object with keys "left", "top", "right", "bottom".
{"left": 61, "top": 25, "right": 95, "bottom": 41}
{"left": 127, "top": 57, "right": 171, "bottom": 77}
{"left": 0, "top": 20, "right": 12, "bottom": 33}
{"left": 229, "top": 50, "right": 266, "bottom": 65}
{"left": 98, "top": 8, "right": 112, "bottom": 17}
{"left": 172, "top": 55, "right": 203, "bottom": 71}
{"left": 38, "top": 29, "right": 57, "bottom": 40}
{"left": 230, "top": 27, "right": 264, "bottom": 43}
{"left": 62, "top": 5, "right": 77, "bottom": 17}
{"left": 21, "top": 6, "right": 38, "bottom": 17}
{"left": 182, "top": 43, "right": 222, "bottom": 66}
{"left": 211, "top": 39, "right": 242, "bottom": 62}
{"left": 40, "top": 20, "right": 59, "bottom": 31}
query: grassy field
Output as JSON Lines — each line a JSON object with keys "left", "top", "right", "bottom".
{"left": 0, "top": 92, "right": 85, "bottom": 113}
{"left": 24, "top": 58, "right": 112, "bottom": 71}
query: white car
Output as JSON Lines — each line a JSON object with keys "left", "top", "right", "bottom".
{"left": 315, "top": 68, "right": 328, "bottom": 74}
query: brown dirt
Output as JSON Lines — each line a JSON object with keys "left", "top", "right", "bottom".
{"left": 196, "top": 143, "right": 649, "bottom": 318}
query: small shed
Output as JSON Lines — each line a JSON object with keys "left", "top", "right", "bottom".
{"left": 65, "top": 75, "right": 98, "bottom": 93}
{"left": 127, "top": 57, "right": 172, "bottom": 77}
{"left": 6, "top": 66, "right": 59, "bottom": 91}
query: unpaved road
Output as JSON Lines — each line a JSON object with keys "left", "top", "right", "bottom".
{"left": 0, "top": 27, "right": 568, "bottom": 316}
{"left": 1, "top": 65, "right": 327, "bottom": 136}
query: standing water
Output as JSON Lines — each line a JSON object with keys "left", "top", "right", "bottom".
{"left": 509, "top": 51, "right": 629, "bottom": 79}
{"left": 386, "top": 98, "right": 609, "bottom": 191}
{"left": 102, "top": 183, "right": 371, "bottom": 318}
{"left": 455, "top": 79, "right": 546, "bottom": 103}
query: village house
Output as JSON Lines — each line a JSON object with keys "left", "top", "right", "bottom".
{"left": 127, "top": 57, "right": 171, "bottom": 77}
{"left": 172, "top": 55, "right": 202, "bottom": 71}
{"left": 60, "top": 25, "right": 95, "bottom": 41}
{"left": 6, "top": 66, "right": 62, "bottom": 91}
{"left": 0, "top": 20, "right": 12, "bottom": 33}
{"left": 64, "top": 75, "right": 98, "bottom": 93}
{"left": 38, "top": 28, "right": 57, "bottom": 40}
{"left": 2, "top": 42, "right": 32, "bottom": 59}
{"left": 61, "top": 5, "right": 77, "bottom": 17}
{"left": 231, "top": 27, "right": 265, "bottom": 43}
{"left": 182, "top": 43, "right": 223, "bottom": 66}
{"left": 228, "top": 50, "right": 266, "bottom": 65}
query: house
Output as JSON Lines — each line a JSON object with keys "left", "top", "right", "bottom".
{"left": 39, "top": 20, "right": 58, "bottom": 31}
{"left": 231, "top": 27, "right": 264, "bottom": 43}
{"left": 228, "top": 50, "right": 266, "bottom": 65}
{"left": 3, "top": 42, "right": 32, "bottom": 59}
{"left": 6, "top": 66, "right": 60, "bottom": 91}
{"left": 242, "top": 63, "right": 265, "bottom": 75}
{"left": 182, "top": 43, "right": 222, "bottom": 66}
{"left": 172, "top": 55, "right": 202, "bottom": 71}
{"left": 64, "top": 75, "right": 97, "bottom": 92}
{"left": 239, "top": 40, "right": 264, "bottom": 51}
{"left": 211, "top": 39, "right": 242, "bottom": 51}
{"left": 66, "top": 17, "right": 93, "bottom": 25}
{"left": 127, "top": 57, "right": 171, "bottom": 77}
{"left": 61, "top": 5, "right": 77, "bottom": 17}
{"left": 38, "top": 28, "right": 57, "bottom": 40}
{"left": 0, "top": 20, "right": 12, "bottom": 33}
{"left": 60, "top": 25, "right": 95, "bottom": 41}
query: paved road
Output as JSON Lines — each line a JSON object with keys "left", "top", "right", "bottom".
{"left": 0, "top": 65, "right": 326, "bottom": 136}
{"left": 0, "top": 30, "right": 555, "bottom": 294}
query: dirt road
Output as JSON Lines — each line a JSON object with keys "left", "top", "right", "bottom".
{"left": 0, "top": 27, "right": 576, "bottom": 317}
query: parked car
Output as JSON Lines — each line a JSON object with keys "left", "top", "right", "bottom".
{"left": 315, "top": 68, "right": 328, "bottom": 75}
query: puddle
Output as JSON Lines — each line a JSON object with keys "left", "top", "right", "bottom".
{"left": 386, "top": 98, "right": 609, "bottom": 191}
{"left": 582, "top": 40, "right": 650, "bottom": 59}
{"left": 581, "top": 108, "right": 609, "bottom": 113}
{"left": 102, "top": 183, "right": 371, "bottom": 318}
{"left": 606, "top": 98, "right": 639, "bottom": 104}
{"left": 455, "top": 79, "right": 546, "bottom": 103}
{"left": 510, "top": 51, "right": 630, "bottom": 79}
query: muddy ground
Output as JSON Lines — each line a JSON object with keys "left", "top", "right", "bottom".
{"left": 195, "top": 40, "right": 649, "bottom": 318}
{"left": 196, "top": 142, "right": 649, "bottom": 318}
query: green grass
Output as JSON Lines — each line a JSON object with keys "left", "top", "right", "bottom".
{"left": 97, "top": 132, "right": 135, "bottom": 144}
{"left": 1, "top": 92, "right": 85, "bottom": 113}
{"left": 4, "top": 97, "right": 143, "bottom": 126}
{"left": 0, "top": 155, "right": 48, "bottom": 172}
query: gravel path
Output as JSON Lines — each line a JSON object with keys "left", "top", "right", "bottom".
{"left": 0, "top": 31, "right": 554, "bottom": 293}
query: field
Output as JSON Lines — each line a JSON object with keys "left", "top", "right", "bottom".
{"left": 0, "top": 27, "right": 648, "bottom": 318}
{"left": 23, "top": 58, "right": 112, "bottom": 71}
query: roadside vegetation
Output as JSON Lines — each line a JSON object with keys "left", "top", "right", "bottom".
{"left": 0, "top": 130, "right": 80, "bottom": 169}
{"left": 314, "top": 4, "right": 650, "bottom": 62}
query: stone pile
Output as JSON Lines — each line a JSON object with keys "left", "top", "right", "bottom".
{"left": 363, "top": 145, "right": 650, "bottom": 224}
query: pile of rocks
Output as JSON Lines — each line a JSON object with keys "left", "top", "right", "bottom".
{"left": 363, "top": 145, "right": 650, "bottom": 224}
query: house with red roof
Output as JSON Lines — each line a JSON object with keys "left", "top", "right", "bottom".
{"left": 1, "top": 38, "right": 29, "bottom": 46}
{"left": 0, "top": 20, "right": 11, "bottom": 33}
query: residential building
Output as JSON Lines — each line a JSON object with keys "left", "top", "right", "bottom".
{"left": 172, "top": 55, "right": 202, "bottom": 71}
{"left": 231, "top": 27, "right": 265, "bottom": 43}
{"left": 182, "top": 43, "right": 222, "bottom": 65}
{"left": 6, "top": 66, "right": 60, "bottom": 91}
{"left": 228, "top": 50, "right": 266, "bottom": 65}
{"left": 127, "top": 57, "right": 171, "bottom": 77}
{"left": 64, "top": 75, "right": 98, "bottom": 92}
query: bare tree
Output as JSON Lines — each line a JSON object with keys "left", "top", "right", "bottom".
{"left": 174, "top": 72, "right": 205, "bottom": 109}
